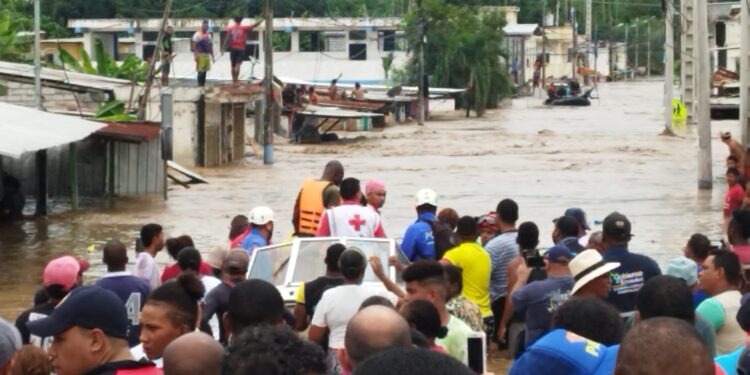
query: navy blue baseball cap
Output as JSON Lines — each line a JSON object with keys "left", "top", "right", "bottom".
{"left": 510, "top": 329, "right": 619, "bottom": 375}
{"left": 26, "top": 286, "right": 128, "bottom": 340}
{"left": 564, "top": 208, "right": 590, "bottom": 230}
{"left": 544, "top": 245, "right": 574, "bottom": 264}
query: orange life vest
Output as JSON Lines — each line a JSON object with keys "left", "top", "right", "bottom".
{"left": 297, "top": 179, "right": 332, "bottom": 235}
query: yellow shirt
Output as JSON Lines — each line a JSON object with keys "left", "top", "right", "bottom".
{"left": 444, "top": 241, "right": 492, "bottom": 317}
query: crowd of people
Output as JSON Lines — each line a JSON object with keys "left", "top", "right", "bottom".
{"left": 3, "top": 159, "right": 750, "bottom": 375}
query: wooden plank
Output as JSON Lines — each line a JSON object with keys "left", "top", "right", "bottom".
{"left": 234, "top": 103, "right": 245, "bottom": 162}
{"left": 167, "top": 160, "right": 208, "bottom": 184}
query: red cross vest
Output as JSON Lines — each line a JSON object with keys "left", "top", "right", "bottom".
{"left": 325, "top": 204, "right": 381, "bottom": 237}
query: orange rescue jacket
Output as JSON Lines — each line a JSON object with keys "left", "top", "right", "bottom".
{"left": 296, "top": 179, "right": 332, "bottom": 235}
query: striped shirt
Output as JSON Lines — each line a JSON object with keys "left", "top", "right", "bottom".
{"left": 484, "top": 232, "right": 519, "bottom": 302}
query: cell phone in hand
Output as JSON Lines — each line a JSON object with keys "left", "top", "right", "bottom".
{"left": 467, "top": 331, "right": 486, "bottom": 374}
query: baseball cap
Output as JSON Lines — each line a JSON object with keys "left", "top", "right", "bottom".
{"left": 0, "top": 317, "right": 21, "bottom": 367}
{"left": 206, "top": 244, "right": 230, "bottom": 270}
{"left": 477, "top": 213, "right": 497, "bottom": 230}
{"left": 509, "top": 329, "right": 619, "bottom": 375}
{"left": 570, "top": 250, "right": 621, "bottom": 295}
{"left": 43, "top": 256, "right": 81, "bottom": 289}
{"left": 665, "top": 256, "right": 698, "bottom": 286}
{"left": 602, "top": 212, "right": 632, "bottom": 241}
{"left": 564, "top": 208, "right": 590, "bottom": 230}
{"left": 544, "top": 245, "right": 574, "bottom": 264}
{"left": 415, "top": 188, "right": 437, "bottom": 207}
{"left": 26, "top": 286, "right": 129, "bottom": 340}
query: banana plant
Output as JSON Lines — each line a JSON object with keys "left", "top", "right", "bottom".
{"left": 58, "top": 38, "right": 148, "bottom": 82}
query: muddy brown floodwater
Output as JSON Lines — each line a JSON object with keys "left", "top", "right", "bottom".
{"left": 0, "top": 81, "right": 737, "bottom": 360}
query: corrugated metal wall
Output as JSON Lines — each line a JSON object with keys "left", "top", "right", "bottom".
{"left": 113, "top": 138, "right": 164, "bottom": 196}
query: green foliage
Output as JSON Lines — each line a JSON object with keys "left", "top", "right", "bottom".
{"left": 403, "top": 0, "right": 512, "bottom": 116}
{"left": 95, "top": 99, "right": 136, "bottom": 121}
{"left": 272, "top": 32, "right": 292, "bottom": 52}
{"left": 382, "top": 52, "right": 395, "bottom": 81}
{"left": 59, "top": 39, "right": 148, "bottom": 82}
{"left": 0, "top": 10, "right": 28, "bottom": 61}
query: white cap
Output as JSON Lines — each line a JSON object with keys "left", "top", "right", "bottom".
{"left": 249, "top": 206, "right": 275, "bottom": 225}
{"left": 415, "top": 188, "right": 437, "bottom": 207}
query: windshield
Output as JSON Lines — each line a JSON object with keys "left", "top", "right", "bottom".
{"left": 291, "top": 239, "right": 342, "bottom": 283}
{"left": 248, "top": 243, "right": 293, "bottom": 285}
{"left": 345, "top": 239, "right": 391, "bottom": 283}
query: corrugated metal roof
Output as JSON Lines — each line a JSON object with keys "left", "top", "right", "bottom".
{"left": 69, "top": 17, "right": 402, "bottom": 32}
{"left": 0, "top": 61, "right": 133, "bottom": 93}
{"left": 0, "top": 102, "right": 106, "bottom": 159}
{"left": 503, "top": 24, "right": 541, "bottom": 36}
{"left": 96, "top": 121, "right": 161, "bottom": 143}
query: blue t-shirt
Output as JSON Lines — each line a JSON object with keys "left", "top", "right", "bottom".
{"left": 241, "top": 228, "right": 268, "bottom": 255}
{"left": 510, "top": 329, "right": 619, "bottom": 375}
{"left": 95, "top": 272, "right": 151, "bottom": 347}
{"left": 511, "top": 275, "right": 574, "bottom": 347}
{"left": 602, "top": 247, "right": 662, "bottom": 313}
{"left": 400, "top": 212, "right": 436, "bottom": 261}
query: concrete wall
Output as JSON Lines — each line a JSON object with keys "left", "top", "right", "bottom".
{"left": 0, "top": 79, "right": 105, "bottom": 112}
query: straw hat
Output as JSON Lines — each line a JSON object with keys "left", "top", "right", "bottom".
{"left": 570, "top": 249, "right": 621, "bottom": 295}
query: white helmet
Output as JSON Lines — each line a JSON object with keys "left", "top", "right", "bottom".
{"left": 415, "top": 188, "right": 437, "bottom": 206}
{"left": 249, "top": 206, "right": 275, "bottom": 225}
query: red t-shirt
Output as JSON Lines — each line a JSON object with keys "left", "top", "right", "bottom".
{"left": 724, "top": 183, "right": 745, "bottom": 217}
{"left": 226, "top": 24, "right": 254, "bottom": 50}
{"left": 161, "top": 261, "right": 213, "bottom": 282}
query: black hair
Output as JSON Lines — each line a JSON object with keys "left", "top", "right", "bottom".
{"left": 517, "top": 221, "right": 540, "bottom": 250}
{"left": 496, "top": 199, "right": 519, "bottom": 224}
{"left": 636, "top": 275, "right": 695, "bottom": 322}
{"left": 339, "top": 178, "right": 361, "bottom": 201}
{"left": 45, "top": 284, "right": 69, "bottom": 301}
{"left": 710, "top": 249, "right": 743, "bottom": 286}
{"left": 400, "top": 299, "right": 448, "bottom": 340}
{"left": 229, "top": 215, "right": 249, "bottom": 240}
{"left": 227, "top": 279, "right": 284, "bottom": 335}
{"left": 732, "top": 209, "right": 750, "bottom": 239}
{"left": 686, "top": 233, "right": 712, "bottom": 261}
{"left": 102, "top": 239, "right": 128, "bottom": 270}
{"left": 403, "top": 260, "right": 446, "bottom": 285}
{"left": 552, "top": 297, "right": 624, "bottom": 345}
{"left": 728, "top": 167, "right": 742, "bottom": 177}
{"left": 352, "top": 347, "right": 474, "bottom": 375}
{"left": 409, "top": 328, "right": 430, "bottom": 348}
{"left": 167, "top": 235, "right": 195, "bottom": 260}
{"left": 555, "top": 216, "right": 580, "bottom": 238}
{"left": 355, "top": 82, "right": 361, "bottom": 88}
{"left": 729, "top": 155, "right": 740, "bottom": 162}
{"left": 456, "top": 216, "right": 477, "bottom": 237}
{"left": 146, "top": 272, "right": 205, "bottom": 330}
{"left": 233, "top": 16, "right": 242, "bottom": 23}
{"left": 222, "top": 324, "right": 326, "bottom": 375}
{"left": 140, "top": 223, "right": 163, "bottom": 248}
{"left": 615, "top": 318, "right": 712, "bottom": 375}
{"left": 325, "top": 243, "right": 346, "bottom": 272}
{"left": 339, "top": 249, "right": 366, "bottom": 280}
{"left": 177, "top": 247, "right": 202, "bottom": 272}
{"left": 442, "top": 264, "right": 463, "bottom": 295}
{"left": 417, "top": 204, "right": 438, "bottom": 215}
{"left": 360, "top": 295, "right": 395, "bottom": 310}
{"left": 331, "top": 79, "right": 337, "bottom": 84}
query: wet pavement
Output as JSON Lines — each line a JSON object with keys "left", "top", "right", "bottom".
{"left": 0, "top": 80, "right": 737, "bottom": 332}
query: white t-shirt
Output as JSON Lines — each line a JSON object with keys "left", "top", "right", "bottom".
{"left": 310, "top": 284, "right": 396, "bottom": 349}
{"left": 201, "top": 275, "right": 222, "bottom": 340}
{"left": 135, "top": 252, "right": 161, "bottom": 290}
{"left": 131, "top": 343, "right": 163, "bottom": 368}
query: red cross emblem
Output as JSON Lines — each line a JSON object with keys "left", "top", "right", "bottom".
{"left": 349, "top": 214, "right": 366, "bottom": 231}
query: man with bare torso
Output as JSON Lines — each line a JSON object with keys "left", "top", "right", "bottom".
{"left": 721, "top": 132, "right": 746, "bottom": 176}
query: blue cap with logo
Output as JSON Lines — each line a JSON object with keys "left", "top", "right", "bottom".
{"left": 26, "top": 286, "right": 129, "bottom": 340}
{"left": 565, "top": 208, "right": 590, "bottom": 230}
{"left": 509, "top": 329, "right": 619, "bottom": 375}
{"left": 544, "top": 245, "right": 574, "bottom": 264}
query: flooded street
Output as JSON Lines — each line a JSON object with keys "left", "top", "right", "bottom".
{"left": 0, "top": 80, "right": 737, "bottom": 321}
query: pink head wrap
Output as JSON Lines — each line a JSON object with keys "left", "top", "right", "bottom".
{"left": 365, "top": 179, "right": 386, "bottom": 194}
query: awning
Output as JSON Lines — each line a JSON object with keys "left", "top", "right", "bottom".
{"left": 0, "top": 102, "right": 106, "bottom": 159}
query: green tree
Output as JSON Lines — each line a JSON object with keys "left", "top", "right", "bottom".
{"left": 402, "top": 0, "right": 512, "bottom": 116}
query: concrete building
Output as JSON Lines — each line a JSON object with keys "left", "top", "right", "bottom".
{"left": 67, "top": 18, "right": 409, "bottom": 84}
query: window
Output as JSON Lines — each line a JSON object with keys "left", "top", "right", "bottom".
{"left": 380, "top": 30, "right": 395, "bottom": 51}
{"left": 349, "top": 44, "right": 367, "bottom": 60}
{"left": 272, "top": 31, "right": 291, "bottom": 52}
{"left": 323, "top": 31, "right": 346, "bottom": 52}
{"left": 299, "top": 31, "right": 324, "bottom": 52}
{"left": 349, "top": 30, "right": 367, "bottom": 40}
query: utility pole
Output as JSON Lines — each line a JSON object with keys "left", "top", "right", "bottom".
{"left": 741, "top": 0, "right": 750, "bottom": 148}
{"left": 681, "top": 0, "right": 696, "bottom": 126}
{"left": 634, "top": 19, "right": 639, "bottom": 79}
{"left": 647, "top": 21, "right": 651, "bottom": 80}
{"left": 664, "top": 0, "right": 674, "bottom": 135}
{"left": 33, "top": 0, "right": 47, "bottom": 216}
{"left": 417, "top": 0, "right": 425, "bottom": 126}
{"left": 624, "top": 27, "right": 629, "bottom": 81}
{"left": 585, "top": 0, "right": 592, "bottom": 69}
{"left": 571, "top": 7, "right": 577, "bottom": 79}
{"left": 263, "top": 0, "right": 274, "bottom": 163}
{"left": 542, "top": 0, "right": 547, "bottom": 90}
{"left": 695, "top": 0, "right": 712, "bottom": 189}
{"left": 137, "top": 0, "right": 173, "bottom": 121}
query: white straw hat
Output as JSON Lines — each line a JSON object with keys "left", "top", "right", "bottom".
{"left": 570, "top": 249, "right": 621, "bottom": 295}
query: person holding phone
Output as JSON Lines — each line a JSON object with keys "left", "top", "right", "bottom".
{"left": 509, "top": 245, "right": 574, "bottom": 350}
